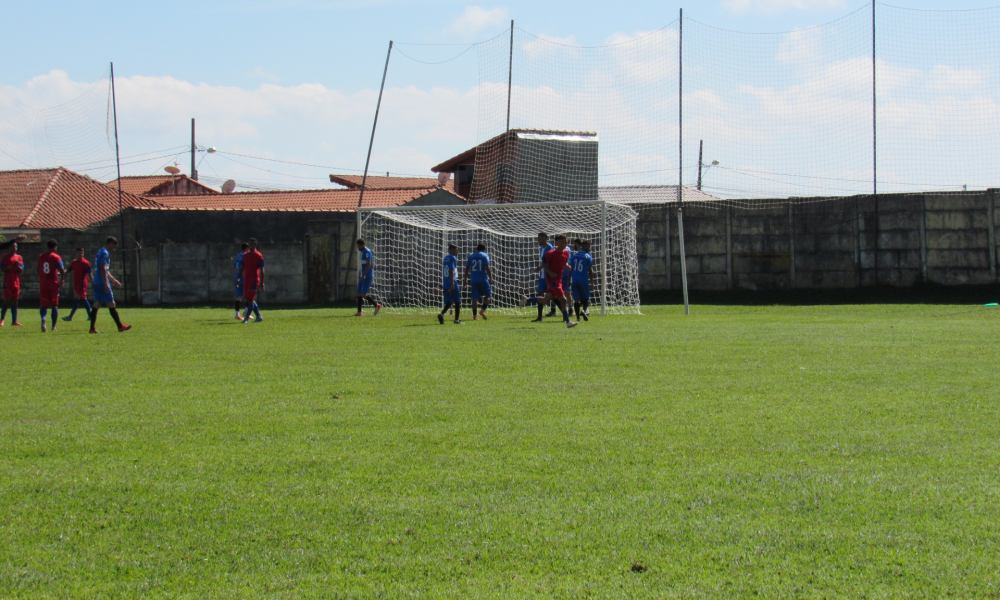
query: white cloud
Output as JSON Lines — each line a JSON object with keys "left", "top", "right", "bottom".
{"left": 722, "top": 0, "right": 846, "bottom": 15}
{"left": 777, "top": 28, "right": 822, "bottom": 64}
{"left": 446, "top": 6, "right": 509, "bottom": 42}
{"left": 247, "top": 67, "right": 280, "bottom": 82}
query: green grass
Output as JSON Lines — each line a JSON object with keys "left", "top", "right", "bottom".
{"left": 2, "top": 304, "right": 1000, "bottom": 598}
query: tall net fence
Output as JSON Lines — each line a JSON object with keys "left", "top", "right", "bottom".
{"left": 465, "top": 3, "right": 1000, "bottom": 209}
{"left": 359, "top": 202, "right": 640, "bottom": 314}
{"left": 0, "top": 66, "right": 118, "bottom": 181}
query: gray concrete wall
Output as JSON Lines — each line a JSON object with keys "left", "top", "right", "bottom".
{"left": 635, "top": 190, "right": 1000, "bottom": 291}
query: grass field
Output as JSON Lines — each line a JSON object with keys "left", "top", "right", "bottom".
{"left": 2, "top": 304, "right": 999, "bottom": 598}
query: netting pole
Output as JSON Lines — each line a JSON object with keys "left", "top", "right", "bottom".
{"left": 872, "top": 1, "right": 879, "bottom": 288}
{"left": 600, "top": 201, "right": 608, "bottom": 316}
{"left": 506, "top": 20, "right": 514, "bottom": 132}
{"left": 677, "top": 8, "right": 690, "bottom": 315}
{"left": 353, "top": 40, "right": 393, "bottom": 291}
{"left": 110, "top": 62, "right": 128, "bottom": 304}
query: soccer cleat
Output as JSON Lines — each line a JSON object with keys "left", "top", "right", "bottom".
{"left": 234, "top": 314, "right": 243, "bottom": 320}
{"left": 242, "top": 318, "right": 251, "bottom": 324}
{"left": 0, "top": 319, "right": 4, "bottom": 326}
{"left": 353, "top": 311, "right": 363, "bottom": 317}
{"left": 582, "top": 312, "right": 588, "bottom": 321}
{"left": 583, "top": 308, "right": 590, "bottom": 316}
{"left": 12, "top": 322, "right": 22, "bottom": 326}
{"left": 374, "top": 303, "right": 382, "bottom": 316}
{"left": 473, "top": 316, "right": 479, "bottom": 321}
{"left": 531, "top": 317, "right": 543, "bottom": 323}
{"left": 438, "top": 313, "right": 445, "bottom": 324}
{"left": 518, "top": 295, "right": 528, "bottom": 308}
{"left": 118, "top": 324, "right": 132, "bottom": 332}
{"left": 454, "top": 319, "right": 463, "bottom": 324}
{"left": 566, "top": 321, "right": 578, "bottom": 328}
{"left": 479, "top": 310, "right": 487, "bottom": 320}
{"left": 254, "top": 317, "right": 263, "bottom": 323}
{"left": 89, "top": 329, "right": 99, "bottom": 334}
{"left": 62, "top": 316, "right": 72, "bottom": 322}
{"left": 40, "top": 321, "right": 46, "bottom": 332}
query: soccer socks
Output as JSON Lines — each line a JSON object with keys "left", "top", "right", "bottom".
{"left": 90, "top": 307, "right": 99, "bottom": 329}
{"left": 561, "top": 308, "right": 571, "bottom": 322}
{"left": 357, "top": 298, "right": 364, "bottom": 312}
{"left": 537, "top": 304, "right": 544, "bottom": 320}
{"left": 454, "top": 304, "right": 461, "bottom": 321}
{"left": 441, "top": 303, "right": 452, "bottom": 315}
{"left": 69, "top": 300, "right": 79, "bottom": 318}
{"left": 252, "top": 303, "right": 261, "bottom": 320}
{"left": 40, "top": 308, "right": 46, "bottom": 329}
{"left": 10, "top": 305, "right": 16, "bottom": 324}
{"left": 2, "top": 305, "right": 7, "bottom": 322}
{"left": 51, "top": 307, "right": 58, "bottom": 322}
{"left": 234, "top": 300, "right": 241, "bottom": 313}
{"left": 574, "top": 301, "right": 581, "bottom": 319}
{"left": 108, "top": 307, "right": 123, "bottom": 329}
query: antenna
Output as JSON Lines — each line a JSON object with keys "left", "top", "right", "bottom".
{"left": 221, "top": 180, "right": 237, "bottom": 194}
{"left": 165, "top": 165, "right": 180, "bottom": 174}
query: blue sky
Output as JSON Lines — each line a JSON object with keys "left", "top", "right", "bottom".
{"left": 2, "top": 0, "right": 999, "bottom": 195}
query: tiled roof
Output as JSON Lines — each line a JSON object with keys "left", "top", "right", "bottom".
{"left": 111, "top": 175, "right": 219, "bottom": 196}
{"left": 329, "top": 174, "right": 454, "bottom": 192}
{"left": 0, "top": 168, "right": 165, "bottom": 229}
{"left": 147, "top": 187, "right": 465, "bottom": 212}
{"left": 432, "top": 129, "right": 599, "bottom": 173}
{"left": 599, "top": 185, "right": 723, "bottom": 204}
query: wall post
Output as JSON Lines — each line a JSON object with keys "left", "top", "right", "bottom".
{"left": 725, "top": 205, "right": 733, "bottom": 290}
{"left": 788, "top": 202, "right": 796, "bottom": 289}
{"left": 988, "top": 189, "right": 997, "bottom": 282}
{"left": 919, "top": 194, "right": 928, "bottom": 282}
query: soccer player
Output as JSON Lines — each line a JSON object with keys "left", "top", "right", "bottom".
{"left": 1, "top": 241, "right": 24, "bottom": 327}
{"left": 463, "top": 243, "right": 492, "bottom": 321}
{"left": 37, "top": 239, "right": 66, "bottom": 332}
{"left": 233, "top": 242, "right": 248, "bottom": 319}
{"left": 439, "top": 243, "right": 463, "bottom": 324}
{"left": 239, "top": 238, "right": 265, "bottom": 323}
{"left": 89, "top": 237, "right": 131, "bottom": 333}
{"left": 533, "top": 232, "right": 558, "bottom": 317}
{"left": 570, "top": 239, "right": 595, "bottom": 321}
{"left": 354, "top": 239, "right": 381, "bottom": 316}
{"left": 63, "top": 248, "right": 92, "bottom": 322}
{"left": 538, "top": 234, "right": 577, "bottom": 328}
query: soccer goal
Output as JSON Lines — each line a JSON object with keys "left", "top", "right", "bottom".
{"left": 357, "top": 200, "right": 641, "bottom": 315}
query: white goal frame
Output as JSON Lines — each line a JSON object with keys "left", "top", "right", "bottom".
{"left": 356, "top": 200, "right": 641, "bottom": 316}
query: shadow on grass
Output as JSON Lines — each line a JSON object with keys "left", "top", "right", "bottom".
{"left": 641, "top": 283, "right": 1000, "bottom": 306}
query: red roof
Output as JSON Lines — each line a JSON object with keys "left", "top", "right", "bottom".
{"left": 329, "top": 174, "right": 454, "bottom": 192}
{"left": 111, "top": 175, "right": 219, "bottom": 196}
{"left": 0, "top": 168, "right": 165, "bottom": 229}
{"left": 146, "top": 187, "right": 465, "bottom": 212}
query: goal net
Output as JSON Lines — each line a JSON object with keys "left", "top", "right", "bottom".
{"left": 358, "top": 201, "right": 640, "bottom": 315}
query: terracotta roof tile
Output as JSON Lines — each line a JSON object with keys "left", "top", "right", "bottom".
{"left": 0, "top": 168, "right": 165, "bottom": 229}
{"left": 111, "top": 175, "right": 219, "bottom": 196}
{"left": 329, "top": 174, "right": 453, "bottom": 192}
{"left": 149, "top": 187, "right": 465, "bottom": 212}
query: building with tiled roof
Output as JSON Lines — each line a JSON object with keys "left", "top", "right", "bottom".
{"left": 0, "top": 167, "right": 165, "bottom": 230}
{"left": 147, "top": 186, "right": 465, "bottom": 212}
{"left": 110, "top": 175, "right": 219, "bottom": 197}
{"left": 329, "top": 173, "right": 454, "bottom": 193}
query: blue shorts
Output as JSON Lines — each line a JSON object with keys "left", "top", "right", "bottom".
{"left": 443, "top": 283, "right": 461, "bottom": 304}
{"left": 536, "top": 278, "right": 547, "bottom": 295}
{"left": 94, "top": 286, "right": 114, "bottom": 305}
{"left": 357, "top": 277, "right": 373, "bottom": 295}
{"left": 469, "top": 280, "right": 491, "bottom": 301}
{"left": 571, "top": 280, "right": 590, "bottom": 301}
{"left": 235, "top": 279, "right": 243, "bottom": 298}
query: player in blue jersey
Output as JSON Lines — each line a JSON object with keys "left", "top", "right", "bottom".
{"left": 89, "top": 237, "right": 130, "bottom": 333}
{"left": 438, "top": 243, "right": 463, "bottom": 324}
{"left": 519, "top": 232, "right": 559, "bottom": 319}
{"left": 355, "top": 239, "right": 381, "bottom": 316}
{"left": 570, "top": 239, "right": 595, "bottom": 321}
{"left": 233, "top": 242, "right": 248, "bottom": 319}
{"left": 463, "top": 243, "right": 492, "bottom": 321}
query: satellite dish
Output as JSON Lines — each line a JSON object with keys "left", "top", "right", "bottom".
{"left": 207, "top": 147, "right": 217, "bottom": 153}
{"left": 437, "top": 172, "right": 451, "bottom": 186}
{"left": 222, "top": 180, "right": 237, "bottom": 194}
{"left": 165, "top": 166, "right": 180, "bottom": 174}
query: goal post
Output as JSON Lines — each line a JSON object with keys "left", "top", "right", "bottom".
{"left": 357, "top": 200, "right": 640, "bottom": 315}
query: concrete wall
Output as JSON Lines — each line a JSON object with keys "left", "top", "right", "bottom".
{"left": 635, "top": 190, "right": 1000, "bottom": 291}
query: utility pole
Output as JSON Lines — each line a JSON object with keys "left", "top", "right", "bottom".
{"left": 191, "top": 118, "right": 198, "bottom": 181}
{"left": 697, "top": 139, "right": 704, "bottom": 191}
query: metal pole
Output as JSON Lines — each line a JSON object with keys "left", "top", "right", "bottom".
{"left": 600, "top": 201, "right": 608, "bottom": 316}
{"left": 191, "top": 118, "right": 198, "bottom": 181}
{"left": 353, "top": 41, "right": 393, "bottom": 289}
{"left": 110, "top": 62, "right": 128, "bottom": 303}
{"left": 697, "top": 139, "right": 703, "bottom": 191}
{"left": 872, "top": 0, "right": 878, "bottom": 287}
{"left": 506, "top": 20, "right": 514, "bottom": 132}
{"left": 678, "top": 9, "right": 690, "bottom": 315}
